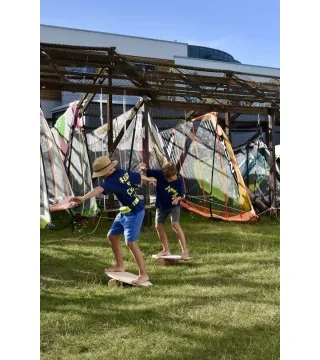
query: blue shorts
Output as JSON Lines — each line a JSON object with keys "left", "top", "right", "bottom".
{"left": 107, "top": 209, "right": 145, "bottom": 243}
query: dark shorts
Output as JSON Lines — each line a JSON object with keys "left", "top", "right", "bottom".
{"left": 155, "top": 207, "right": 180, "bottom": 225}
{"left": 107, "top": 209, "right": 145, "bottom": 243}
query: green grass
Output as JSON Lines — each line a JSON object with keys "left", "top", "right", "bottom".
{"left": 41, "top": 209, "right": 280, "bottom": 360}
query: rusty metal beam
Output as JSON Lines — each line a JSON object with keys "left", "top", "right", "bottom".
{"left": 40, "top": 79, "right": 275, "bottom": 105}
{"left": 230, "top": 73, "right": 279, "bottom": 108}
{"left": 41, "top": 64, "right": 278, "bottom": 94}
{"left": 41, "top": 50, "right": 69, "bottom": 83}
{"left": 40, "top": 79, "right": 157, "bottom": 96}
{"left": 107, "top": 68, "right": 113, "bottom": 153}
{"left": 150, "top": 100, "right": 275, "bottom": 115}
{"left": 78, "top": 68, "right": 107, "bottom": 112}
{"left": 40, "top": 43, "right": 279, "bottom": 119}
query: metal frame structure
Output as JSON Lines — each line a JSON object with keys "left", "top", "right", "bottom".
{"left": 40, "top": 42, "right": 280, "bottom": 212}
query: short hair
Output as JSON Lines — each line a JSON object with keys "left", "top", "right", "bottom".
{"left": 162, "top": 162, "right": 177, "bottom": 178}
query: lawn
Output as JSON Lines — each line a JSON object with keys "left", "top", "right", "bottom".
{"left": 40, "top": 209, "right": 280, "bottom": 360}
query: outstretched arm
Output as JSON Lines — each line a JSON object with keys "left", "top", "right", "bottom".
{"left": 141, "top": 174, "right": 157, "bottom": 184}
{"left": 72, "top": 186, "right": 105, "bottom": 204}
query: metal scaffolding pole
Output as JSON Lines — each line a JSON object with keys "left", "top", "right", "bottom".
{"left": 142, "top": 96, "right": 152, "bottom": 226}
{"left": 268, "top": 109, "right": 277, "bottom": 217}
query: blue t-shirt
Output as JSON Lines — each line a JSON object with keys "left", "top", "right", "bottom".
{"left": 100, "top": 169, "right": 144, "bottom": 213}
{"left": 146, "top": 169, "right": 184, "bottom": 211}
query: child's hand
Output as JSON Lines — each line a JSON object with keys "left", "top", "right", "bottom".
{"left": 148, "top": 177, "right": 157, "bottom": 184}
{"left": 67, "top": 197, "right": 82, "bottom": 208}
{"left": 172, "top": 197, "right": 180, "bottom": 205}
{"left": 70, "top": 197, "right": 83, "bottom": 205}
{"left": 138, "top": 162, "right": 147, "bottom": 171}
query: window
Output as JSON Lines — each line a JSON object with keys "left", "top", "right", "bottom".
{"left": 134, "top": 62, "right": 156, "bottom": 71}
{"left": 187, "top": 45, "right": 240, "bottom": 63}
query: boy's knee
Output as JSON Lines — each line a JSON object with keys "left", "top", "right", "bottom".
{"left": 126, "top": 241, "right": 136, "bottom": 249}
{"left": 108, "top": 234, "right": 117, "bottom": 242}
{"left": 171, "top": 222, "right": 180, "bottom": 231}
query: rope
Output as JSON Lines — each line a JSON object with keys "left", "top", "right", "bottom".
{"left": 184, "top": 194, "right": 271, "bottom": 216}
{"left": 77, "top": 203, "right": 155, "bottom": 239}
{"left": 253, "top": 114, "right": 263, "bottom": 193}
{"left": 123, "top": 89, "right": 126, "bottom": 114}
{"left": 175, "top": 128, "right": 189, "bottom": 202}
{"left": 257, "top": 206, "right": 280, "bottom": 222}
{"left": 191, "top": 124, "right": 207, "bottom": 210}
{"left": 128, "top": 114, "right": 137, "bottom": 172}
{"left": 99, "top": 88, "right": 103, "bottom": 127}
{"left": 77, "top": 212, "right": 103, "bottom": 239}
{"left": 148, "top": 121, "right": 168, "bottom": 167}
{"left": 209, "top": 121, "right": 217, "bottom": 220}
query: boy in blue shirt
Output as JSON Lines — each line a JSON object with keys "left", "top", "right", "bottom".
{"left": 139, "top": 162, "right": 189, "bottom": 259}
{"left": 72, "top": 155, "right": 157, "bottom": 284}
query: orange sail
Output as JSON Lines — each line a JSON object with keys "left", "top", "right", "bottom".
{"left": 160, "top": 112, "right": 258, "bottom": 222}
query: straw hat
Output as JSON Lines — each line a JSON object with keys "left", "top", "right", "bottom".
{"left": 92, "top": 156, "right": 118, "bottom": 178}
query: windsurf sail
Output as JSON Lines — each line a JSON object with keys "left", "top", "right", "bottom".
{"left": 86, "top": 101, "right": 167, "bottom": 205}
{"left": 40, "top": 109, "right": 74, "bottom": 228}
{"left": 110, "top": 111, "right": 165, "bottom": 171}
{"left": 40, "top": 151, "right": 51, "bottom": 229}
{"left": 51, "top": 102, "right": 98, "bottom": 217}
{"left": 234, "top": 134, "right": 280, "bottom": 208}
{"left": 86, "top": 101, "right": 165, "bottom": 167}
{"left": 160, "top": 112, "right": 258, "bottom": 222}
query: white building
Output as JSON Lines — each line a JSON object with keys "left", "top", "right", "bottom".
{"left": 40, "top": 24, "right": 280, "bottom": 146}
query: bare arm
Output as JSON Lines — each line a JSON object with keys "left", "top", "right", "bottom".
{"left": 172, "top": 196, "right": 182, "bottom": 205}
{"left": 138, "top": 162, "right": 147, "bottom": 173}
{"left": 72, "top": 186, "right": 105, "bottom": 204}
{"left": 141, "top": 174, "right": 157, "bottom": 184}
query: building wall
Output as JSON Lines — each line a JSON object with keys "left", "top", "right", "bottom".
{"left": 41, "top": 25, "right": 188, "bottom": 60}
{"left": 40, "top": 99, "right": 62, "bottom": 119}
{"left": 174, "top": 56, "right": 280, "bottom": 76}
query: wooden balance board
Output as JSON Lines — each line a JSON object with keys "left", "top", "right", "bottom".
{"left": 105, "top": 271, "right": 153, "bottom": 288}
{"left": 151, "top": 254, "right": 191, "bottom": 264}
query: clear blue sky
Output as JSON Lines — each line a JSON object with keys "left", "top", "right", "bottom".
{"left": 40, "top": 0, "right": 279, "bottom": 68}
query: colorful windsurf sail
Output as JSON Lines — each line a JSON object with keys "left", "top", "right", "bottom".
{"left": 234, "top": 133, "right": 280, "bottom": 208}
{"left": 160, "top": 112, "right": 258, "bottom": 222}
{"left": 40, "top": 109, "right": 74, "bottom": 228}
{"left": 52, "top": 102, "right": 98, "bottom": 217}
{"left": 110, "top": 111, "right": 165, "bottom": 171}
{"left": 86, "top": 100, "right": 166, "bottom": 204}
{"left": 86, "top": 99, "right": 165, "bottom": 171}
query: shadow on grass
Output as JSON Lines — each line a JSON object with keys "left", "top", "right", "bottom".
{"left": 41, "top": 286, "right": 279, "bottom": 359}
{"left": 41, "top": 210, "right": 279, "bottom": 359}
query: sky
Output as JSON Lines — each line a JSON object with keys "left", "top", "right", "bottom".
{"left": 40, "top": 0, "right": 279, "bottom": 68}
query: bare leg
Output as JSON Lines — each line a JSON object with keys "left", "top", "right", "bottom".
{"left": 155, "top": 223, "right": 171, "bottom": 256}
{"left": 171, "top": 222, "right": 189, "bottom": 259}
{"left": 106, "top": 234, "right": 125, "bottom": 272}
{"left": 126, "top": 241, "right": 149, "bottom": 284}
